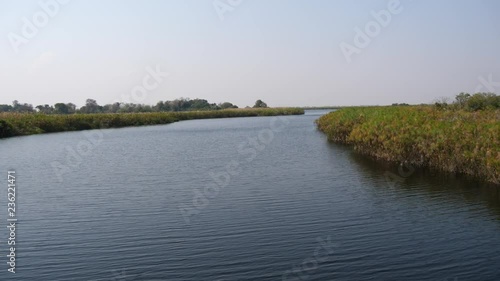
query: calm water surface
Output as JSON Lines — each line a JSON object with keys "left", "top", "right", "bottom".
{"left": 0, "top": 110, "right": 499, "bottom": 281}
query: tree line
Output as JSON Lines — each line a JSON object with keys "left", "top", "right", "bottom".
{"left": 435, "top": 92, "right": 500, "bottom": 111}
{"left": 0, "top": 98, "right": 269, "bottom": 114}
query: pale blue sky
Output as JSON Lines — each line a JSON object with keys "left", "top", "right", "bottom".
{"left": 1, "top": 0, "right": 499, "bottom": 107}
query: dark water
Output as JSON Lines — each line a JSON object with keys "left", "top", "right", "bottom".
{"left": 1, "top": 110, "right": 499, "bottom": 281}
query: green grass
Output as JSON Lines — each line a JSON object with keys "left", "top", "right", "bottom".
{"left": 316, "top": 106, "right": 500, "bottom": 184}
{"left": 0, "top": 108, "right": 304, "bottom": 139}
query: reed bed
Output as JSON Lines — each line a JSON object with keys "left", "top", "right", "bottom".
{"left": 0, "top": 108, "right": 304, "bottom": 139}
{"left": 316, "top": 106, "right": 500, "bottom": 184}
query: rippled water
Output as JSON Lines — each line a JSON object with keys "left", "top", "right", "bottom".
{"left": 0, "top": 110, "right": 499, "bottom": 281}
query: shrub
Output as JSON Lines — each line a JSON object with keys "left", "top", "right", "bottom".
{"left": 450, "top": 92, "right": 499, "bottom": 111}
{"left": 0, "top": 120, "right": 14, "bottom": 138}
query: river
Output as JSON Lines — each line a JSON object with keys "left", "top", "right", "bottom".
{"left": 0, "top": 110, "right": 499, "bottom": 281}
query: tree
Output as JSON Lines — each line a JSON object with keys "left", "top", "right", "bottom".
{"left": 455, "top": 92, "right": 471, "bottom": 108}
{"left": 12, "top": 100, "right": 34, "bottom": 112}
{"left": 154, "top": 101, "right": 166, "bottom": 112}
{"left": 0, "top": 104, "right": 13, "bottom": 112}
{"left": 220, "top": 102, "right": 238, "bottom": 109}
{"left": 433, "top": 97, "right": 450, "bottom": 110}
{"left": 2, "top": 97, "right": 246, "bottom": 114}
{"left": 466, "top": 92, "right": 499, "bottom": 111}
{"left": 54, "top": 103, "right": 69, "bottom": 114}
{"left": 66, "top": 103, "right": 77, "bottom": 114}
{"left": 80, "top": 99, "right": 102, "bottom": 114}
{"left": 169, "top": 99, "right": 181, "bottom": 112}
{"left": 108, "top": 102, "right": 121, "bottom": 113}
{"left": 253, "top": 99, "right": 268, "bottom": 108}
{"left": 36, "top": 104, "right": 54, "bottom": 114}
{"left": 190, "top": 99, "right": 211, "bottom": 110}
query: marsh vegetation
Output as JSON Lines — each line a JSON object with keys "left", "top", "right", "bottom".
{"left": 316, "top": 93, "right": 500, "bottom": 184}
{"left": 0, "top": 108, "right": 304, "bottom": 139}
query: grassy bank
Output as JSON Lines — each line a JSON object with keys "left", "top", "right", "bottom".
{"left": 0, "top": 108, "right": 304, "bottom": 139}
{"left": 316, "top": 106, "right": 500, "bottom": 184}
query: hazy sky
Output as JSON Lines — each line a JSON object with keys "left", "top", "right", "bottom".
{"left": 1, "top": 0, "right": 500, "bottom": 107}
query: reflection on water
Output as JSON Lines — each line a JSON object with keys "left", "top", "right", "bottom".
{"left": 347, "top": 149, "right": 500, "bottom": 220}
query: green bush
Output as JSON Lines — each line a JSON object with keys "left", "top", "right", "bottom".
{"left": 450, "top": 92, "right": 499, "bottom": 111}
{"left": 0, "top": 120, "right": 14, "bottom": 138}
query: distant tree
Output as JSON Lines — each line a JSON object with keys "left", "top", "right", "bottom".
{"left": 154, "top": 101, "right": 166, "bottom": 112}
{"left": 66, "top": 103, "right": 77, "bottom": 114}
{"left": 169, "top": 99, "right": 184, "bottom": 112}
{"left": 433, "top": 97, "right": 450, "bottom": 110}
{"left": 253, "top": 99, "right": 268, "bottom": 108}
{"left": 12, "top": 100, "right": 34, "bottom": 113}
{"left": 220, "top": 102, "right": 238, "bottom": 109}
{"left": 36, "top": 104, "right": 54, "bottom": 114}
{"left": 117, "top": 103, "right": 136, "bottom": 113}
{"left": 190, "top": 99, "right": 211, "bottom": 110}
{"left": 0, "top": 104, "right": 13, "bottom": 112}
{"left": 455, "top": 92, "right": 471, "bottom": 108}
{"left": 80, "top": 99, "right": 102, "bottom": 114}
{"left": 435, "top": 97, "right": 450, "bottom": 104}
{"left": 434, "top": 102, "right": 448, "bottom": 110}
{"left": 3, "top": 97, "right": 245, "bottom": 114}
{"left": 138, "top": 104, "right": 153, "bottom": 112}
{"left": 466, "top": 92, "right": 499, "bottom": 111}
{"left": 54, "top": 103, "right": 69, "bottom": 114}
{"left": 109, "top": 102, "right": 121, "bottom": 113}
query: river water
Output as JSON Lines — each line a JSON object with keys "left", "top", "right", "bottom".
{"left": 0, "top": 110, "right": 499, "bottom": 281}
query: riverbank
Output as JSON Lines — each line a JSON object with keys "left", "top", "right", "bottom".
{"left": 0, "top": 108, "right": 304, "bottom": 139}
{"left": 316, "top": 106, "right": 500, "bottom": 184}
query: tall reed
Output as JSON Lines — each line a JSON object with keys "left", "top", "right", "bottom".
{"left": 0, "top": 108, "right": 304, "bottom": 139}
{"left": 316, "top": 106, "right": 500, "bottom": 184}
